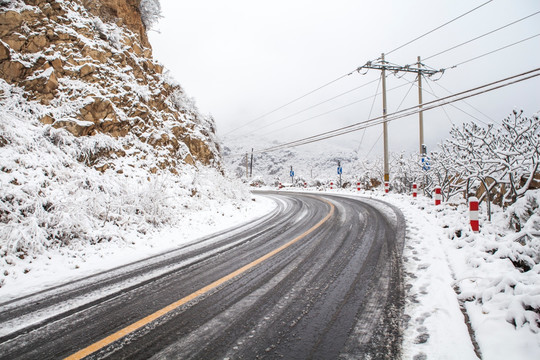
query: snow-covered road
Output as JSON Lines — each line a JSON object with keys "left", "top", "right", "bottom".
{"left": 0, "top": 192, "right": 405, "bottom": 359}
{"left": 1, "top": 188, "right": 538, "bottom": 359}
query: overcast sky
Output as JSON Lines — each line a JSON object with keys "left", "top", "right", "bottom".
{"left": 148, "top": 0, "right": 540, "bottom": 158}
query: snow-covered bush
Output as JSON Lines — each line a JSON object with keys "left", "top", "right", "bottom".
{"left": 139, "top": 0, "right": 162, "bottom": 30}
{"left": 433, "top": 110, "right": 540, "bottom": 206}
{"left": 0, "top": 79, "right": 251, "bottom": 259}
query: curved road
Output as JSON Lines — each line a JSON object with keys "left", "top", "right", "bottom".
{"left": 0, "top": 192, "right": 405, "bottom": 359}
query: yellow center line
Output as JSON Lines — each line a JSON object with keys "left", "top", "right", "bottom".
{"left": 65, "top": 197, "right": 335, "bottom": 360}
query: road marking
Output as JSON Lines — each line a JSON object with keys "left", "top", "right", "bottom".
{"left": 65, "top": 197, "right": 335, "bottom": 360}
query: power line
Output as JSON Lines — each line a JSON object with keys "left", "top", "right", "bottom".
{"left": 385, "top": 0, "right": 494, "bottom": 56}
{"left": 290, "top": 70, "right": 540, "bottom": 150}
{"left": 357, "top": 76, "right": 382, "bottom": 152}
{"left": 222, "top": 71, "right": 355, "bottom": 136}
{"left": 366, "top": 131, "right": 383, "bottom": 158}
{"left": 239, "top": 78, "right": 380, "bottom": 137}
{"left": 424, "top": 10, "right": 540, "bottom": 61}
{"left": 446, "top": 32, "right": 540, "bottom": 69}
{"left": 400, "top": 73, "right": 494, "bottom": 126}
{"left": 255, "top": 68, "right": 540, "bottom": 153}
{"left": 427, "top": 79, "right": 499, "bottom": 125}
{"left": 260, "top": 82, "right": 410, "bottom": 137}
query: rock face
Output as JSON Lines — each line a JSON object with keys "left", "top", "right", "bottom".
{"left": 0, "top": 0, "right": 220, "bottom": 171}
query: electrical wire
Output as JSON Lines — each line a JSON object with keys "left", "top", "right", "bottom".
{"left": 424, "top": 10, "right": 540, "bottom": 61}
{"left": 423, "top": 77, "right": 454, "bottom": 126}
{"left": 402, "top": 73, "right": 493, "bottom": 126}
{"left": 445, "top": 32, "right": 540, "bottom": 69}
{"left": 222, "top": 71, "right": 355, "bottom": 136}
{"left": 239, "top": 77, "right": 381, "bottom": 137}
{"left": 385, "top": 0, "right": 494, "bottom": 56}
{"left": 255, "top": 67, "right": 540, "bottom": 153}
{"left": 357, "top": 75, "right": 382, "bottom": 152}
{"left": 366, "top": 131, "right": 383, "bottom": 158}
{"left": 426, "top": 78, "right": 499, "bottom": 125}
{"left": 260, "top": 82, "right": 410, "bottom": 137}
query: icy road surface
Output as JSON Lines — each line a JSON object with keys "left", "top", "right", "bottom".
{"left": 0, "top": 192, "right": 405, "bottom": 359}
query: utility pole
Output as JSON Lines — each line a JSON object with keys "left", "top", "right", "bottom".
{"left": 250, "top": 148, "right": 254, "bottom": 177}
{"left": 357, "top": 55, "right": 440, "bottom": 192}
{"left": 417, "top": 56, "right": 425, "bottom": 156}
{"left": 245, "top": 152, "right": 248, "bottom": 179}
{"left": 381, "top": 54, "right": 389, "bottom": 193}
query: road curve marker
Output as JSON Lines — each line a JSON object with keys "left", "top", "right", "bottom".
{"left": 65, "top": 197, "right": 335, "bottom": 360}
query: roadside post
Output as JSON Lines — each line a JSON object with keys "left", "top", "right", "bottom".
{"left": 434, "top": 186, "right": 442, "bottom": 205}
{"left": 412, "top": 183, "right": 417, "bottom": 198}
{"left": 469, "top": 197, "right": 480, "bottom": 233}
{"left": 290, "top": 166, "right": 294, "bottom": 186}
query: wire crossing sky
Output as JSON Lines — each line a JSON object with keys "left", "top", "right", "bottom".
{"left": 149, "top": 0, "right": 540, "bottom": 157}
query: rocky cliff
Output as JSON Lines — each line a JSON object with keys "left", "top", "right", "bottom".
{"left": 0, "top": 0, "right": 220, "bottom": 172}
{"left": 0, "top": 0, "right": 247, "bottom": 258}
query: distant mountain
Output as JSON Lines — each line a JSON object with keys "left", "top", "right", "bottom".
{"left": 222, "top": 137, "right": 383, "bottom": 188}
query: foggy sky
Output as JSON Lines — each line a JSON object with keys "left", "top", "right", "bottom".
{"left": 148, "top": 0, "right": 540, "bottom": 158}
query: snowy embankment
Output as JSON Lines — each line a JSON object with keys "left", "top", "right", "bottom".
{"left": 361, "top": 189, "right": 540, "bottom": 360}
{"left": 0, "top": 79, "right": 276, "bottom": 299}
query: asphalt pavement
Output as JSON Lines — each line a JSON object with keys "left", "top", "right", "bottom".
{"left": 0, "top": 191, "right": 405, "bottom": 359}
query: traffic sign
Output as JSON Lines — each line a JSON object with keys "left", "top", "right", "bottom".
{"left": 290, "top": 170, "right": 295, "bottom": 177}
{"left": 337, "top": 166, "right": 343, "bottom": 175}
{"left": 421, "top": 157, "right": 430, "bottom": 171}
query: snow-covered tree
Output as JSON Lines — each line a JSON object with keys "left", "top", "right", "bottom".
{"left": 436, "top": 110, "right": 539, "bottom": 206}
{"left": 139, "top": 0, "right": 162, "bottom": 30}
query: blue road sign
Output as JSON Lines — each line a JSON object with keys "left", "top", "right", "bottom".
{"left": 421, "top": 157, "right": 431, "bottom": 171}
{"left": 337, "top": 166, "right": 343, "bottom": 175}
{"left": 290, "top": 170, "right": 295, "bottom": 177}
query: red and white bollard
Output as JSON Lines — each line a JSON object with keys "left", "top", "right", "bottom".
{"left": 412, "top": 183, "right": 417, "bottom": 198}
{"left": 330, "top": 182, "right": 334, "bottom": 190}
{"left": 434, "top": 186, "right": 442, "bottom": 205}
{"left": 357, "top": 182, "right": 361, "bottom": 191}
{"left": 304, "top": 182, "right": 307, "bottom": 188}
{"left": 279, "top": 182, "right": 282, "bottom": 189}
{"left": 469, "top": 197, "right": 479, "bottom": 233}
{"left": 384, "top": 182, "right": 389, "bottom": 193}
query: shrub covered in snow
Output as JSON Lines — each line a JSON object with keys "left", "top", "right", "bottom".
{"left": 430, "top": 110, "right": 540, "bottom": 205}
{"left": 0, "top": 78, "right": 251, "bottom": 265}
{"left": 139, "top": 0, "right": 162, "bottom": 30}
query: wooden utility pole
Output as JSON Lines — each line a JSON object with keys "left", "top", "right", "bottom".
{"left": 250, "top": 148, "right": 254, "bottom": 177}
{"left": 417, "top": 56, "right": 425, "bottom": 155}
{"left": 381, "top": 53, "right": 389, "bottom": 192}
{"left": 245, "top": 153, "right": 248, "bottom": 179}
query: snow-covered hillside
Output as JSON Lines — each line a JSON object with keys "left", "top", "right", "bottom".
{"left": 0, "top": 0, "right": 265, "bottom": 289}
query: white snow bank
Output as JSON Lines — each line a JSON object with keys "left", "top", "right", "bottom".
{"left": 0, "top": 77, "right": 276, "bottom": 299}
{"left": 278, "top": 186, "right": 540, "bottom": 359}
{"left": 366, "top": 189, "right": 540, "bottom": 360}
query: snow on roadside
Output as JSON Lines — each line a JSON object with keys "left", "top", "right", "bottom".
{"left": 0, "top": 77, "right": 276, "bottom": 301}
{"left": 280, "top": 186, "right": 539, "bottom": 359}
{"left": 357, "top": 188, "right": 540, "bottom": 360}
{"left": 0, "top": 193, "right": 276, "bottom": 301}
